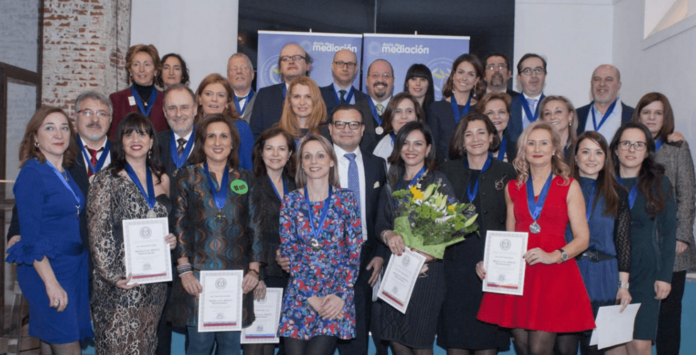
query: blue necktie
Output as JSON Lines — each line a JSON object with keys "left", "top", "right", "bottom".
{"left": 339, "top": 90, "right": 347, "bottom": 104}
{"left": 526, "top": 98, "right": 537, "bottom": 120}
{"left": 345, "top": 153, "right": 360, "bottom": 210}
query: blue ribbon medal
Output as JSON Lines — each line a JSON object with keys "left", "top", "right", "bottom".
{"left": 77, "top": 139, "right": 110, "bottom": 176}
{"left": 204, "top": 162, "right": 230, "bottom": 220}
{"left": 234, "top": 90, "right": 255, "bottom": 115}
{"left": 129, "top": 85, "right": 158, "bottom": 117}
{"left": 125, "top": 163, "right": 157, "bottom": 218}
{"left": 268, "top": 175, "right": 288, "bottom": 201}
{"left": 591, "top": 99, "right": 617, "bottom": 132}
{"left": 450, "top": 94, "right": 472, "bottom": 124}
{"left": 520, "top": 94, "right": 545, "bottom": 123}
{"left": 496, "top": 136, "right": 507, "bottom": 161}
{"left": 465, "top": 155, "right": 491, "bottom": 202}
{"left": 397, "top": 166, "right": 426, "bottom": 190}
{"left": 304, "top": 185, "right": 333, "bottom": 251}
{"left": 170, "top": 127, "right": 196, "bottom": 176}
{"left": 617, "top": 175, "right": 638, "bottom": 209}
{"left": 526, "top": 172, "right": 553, "bottom": 234}
{"left": 46, "top": 160, "right": 84, "bottom": 218}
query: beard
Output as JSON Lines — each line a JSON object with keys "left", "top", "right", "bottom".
{"left": 488, "top": 72, "right": 505, "bottom": 89}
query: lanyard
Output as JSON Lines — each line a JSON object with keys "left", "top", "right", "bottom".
{"left": 465, "top": 155, "right": 491, "bottom": 202}
{"left": 129, "top": 85, "right": 157, "bottom": 117}
{"left": 334, "top": 86, "right": 355, "bottom": 105}
{"left": 204, "top": 162, "right": 230, "bottom": 210}
{"left": 125, "top": 163, "right": 156, "bottom": 209}
{"left": 397, "top": 166, "right": 426, "bottom": 190}
{"left": 450, "top": 94, "right": 472, "bottom": 124}
{"left": 45, "top": 160, "right": 84, "bottom": 215}
{"left": 591, "top": 99, "right": 617, "bottom": 132}
{"left": 269, "top": 175, "right": 288, "bottom": 201}
{"left": 77, "top": 138, "right": 110, "bottom": 174}
{"left": 526, "top": 172, "right": 553, "bottom": 221}
{"left": 281, "top": 85, "right": 287, "bottom": 99}
{"left": 655, "top": 138, "right": 663, "bottom": 152}
{"left": 367, "top": 99, "right": 383, "bottom": 126}
{"left": 304, "top": 185, "right": 333, "bottom": 243}
{"left": 233, "top": 90, "right": 255, "bottom": 115}
{"left": 496, "top": 136, "right": 507, "bottom": 161}
{"left": 585, "top": 180, "right": 597, "bottom": 221}
{"left": 520, "top": 94, "right": 545, "bottom": 123}
{"left": 170, "top": 127, "right": 196, "bottom": 169}
{"left": 617, "top": 175, "right": 638, "bottom": 209}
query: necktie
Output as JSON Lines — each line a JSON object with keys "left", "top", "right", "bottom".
{"left": 376, "top": 103, "right": 384, "bottom": 116}
{"left": 86, "top": 147, "right": 104, "bottom": 178}
{"left": 339, "top": 90, "right": 347, "bottom": 104}
{"left": 345, "top": 153, "right": 361, "bottom": 212}
{"left": 177, "top": 138, "right": 187, "bottom": 157}
{"left": 526, "top": 98, "right": 537, "bottom": 119}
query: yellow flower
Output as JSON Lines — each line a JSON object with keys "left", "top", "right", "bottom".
{"left": 410, "top": 186, "right": 424, "bottom": 200}
{"left": 448, "top": 205, "right": 455, "bottom": 212}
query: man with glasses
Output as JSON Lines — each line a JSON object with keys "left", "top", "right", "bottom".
{"left": 227, "top": 53, "right": 256, "bottom": 123}
{"left": 250, "top": 43, "right": 313, "bottom": 138}
{"left": 362, "top": 59, "right": 395, "bottom": 147}
{"left": 507, "top": 53, "right": 548, "bottom": 142}
{"left": 328, "top": 104, "right": 387, "bottom": 355}
{"left": 575, "top": 64, "right": 634, "bottom": 139}
{"left": 484, "top": 53, "right": 519, "bottom": 98}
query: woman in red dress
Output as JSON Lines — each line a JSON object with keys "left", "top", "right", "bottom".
{"left": 476, "top": 121, "right": 595, "bottom": 355}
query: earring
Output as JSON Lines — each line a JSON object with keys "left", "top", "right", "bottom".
{"left": 148, "top": 150, "right": 152, "bottom": 159}
{"left": 34, "top": 142, "right": 39, "bottom": 148}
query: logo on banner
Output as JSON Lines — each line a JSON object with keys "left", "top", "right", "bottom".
{"left": 428, "top": 58, "right": 453, "bottom": 99}
{"left": 310, "top": 41, "right": 358, "bottom": 53}
{"left": 380, "top": 42, "right": 430, "bottom": 55}
{"left": 261, "top": 55, "right": 282, "bottom": 85}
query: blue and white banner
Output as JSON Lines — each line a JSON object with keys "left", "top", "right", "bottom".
{"left": 257, "top": 31, "right": 363, "bottom": 90}
{"left": 361, "top": 33, "right": 470, "bottom": 101}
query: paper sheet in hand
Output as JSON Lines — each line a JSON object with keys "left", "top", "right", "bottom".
{"left": 589, "top": 303, "right": 641, "bottom": 349}
{"left": 241, "top": 288, "right": 283, "bottom": 343}
{"left": 198, "top": 270, "right": 243, "bottom": 332}
{"left": 482, "top": 231, "right": 528, "bottom": 295}
{"left": 122, "top": 217, "right": 172, "bottom": 285}
{"left": 377, "top": 249, "right": 426, "bottom": 314}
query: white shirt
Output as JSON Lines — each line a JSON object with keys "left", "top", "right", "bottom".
{"left": 521, "top": 93, "right": 543, "bottom": 129}
{"left": 235, "top": 89, "right": 252, "bottom": 109}
{"left": 334, "top": 144, "right": 367, "bottom": 241}
{"left": 332, "top": 82, "right": 356, "bottom": 105}
{"left": 372, "top": 135, "right": 393, "bottom": 169}
{"left": 79, "top": 136, "right": 111, "bottom": 173}
{"left": 585, "top": 99, "right": 624, "bottom": 141}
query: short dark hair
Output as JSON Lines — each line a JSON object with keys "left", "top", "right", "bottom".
{"left": 516, "top": 53, "right": 547, "bottom": 74}
{"left": 156, "top": 53, "right": 190, "bottom": 87}
{"left": 330, "top": 103, "right": 364, "bottom": 123}
{"left": 484, "top": 53, "right": 511, "bottom": 70}
{"left": 252, "top": 127, "right": 297, "bottom": 179}
{"left": 448, "top": 112, "right": 501, "bottom": 160}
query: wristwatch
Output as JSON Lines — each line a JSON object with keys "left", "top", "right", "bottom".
{"left": 558, "top": 249, "right": 569, "bottom": 263}
{"left": 618, "top": 280, "right": 630, "bottom": 289}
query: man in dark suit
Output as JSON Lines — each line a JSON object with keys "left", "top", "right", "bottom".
{"left": 227, "top": 52, "right": 256, "bottom": 123}
{"left": 158, "top": 83, "right": 197, "bottom": 179}
{"left": 484, "top": 53, "right": 520, "bottom": 98}
{"left": 8, "top": 91, "right": 114, "bottom": 285}
{"left": 249, "top": 43, "right": 312, "bottom": 138}
{"left": 575, "top": 64, "right": 634, "bottom": 140}
{"left": 507, "top": 53, "right": 548, "bottom": 143}
{"left": 361, "top": 59, "right": 395, "bottom": 152}
{"left": 329, "top": 104, "right": 388, "bottom": 355}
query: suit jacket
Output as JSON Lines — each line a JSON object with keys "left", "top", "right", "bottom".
{"left": 357, "top": 150, "right": 388, "bottom": 267}
{"left": 506, "top": 88, "right": 520, "bottom": 98}
{"left": 507, "top": 95, "right": 525, "bottom": 143}
{"left": 250, "top": 83, "right": 286, "bottom": 139}
{"left": 320, "top": 84, "right": 369, "bottom": 118}
{"left": 109, "top": 86, "right": 168, "bottom": 140}
{"left": 234, "top": 91, "right": 257, "bottom": 123}
{"left": 575, "top": 102, "right": 634, "bottom": 136}
{"left": 157, "top": 130, "right": 196, "bottom": 181}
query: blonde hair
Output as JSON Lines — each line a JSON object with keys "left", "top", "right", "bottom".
{"left": 512, "top": 121, "right": 571, "bottom": 188}
{"left": 539, "top": 95, "right": 578, "bottom": 147}
{"left": 277, "top": 77, "right": 327, "bottom": 138}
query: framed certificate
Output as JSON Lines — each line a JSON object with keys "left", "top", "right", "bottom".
{"left": 122, "top": 217, "right": 172, "bottom": 285}
{"left": 241, "top": 288, "right": 283, "bottom": 344}
{"left": 377, "top": 248, "right": 426, "bottom": 314}
{"left": 198, "top": 270, "right": 244, "bottom": 332}
{"left": 482, "top": 231, "right": 528, "bottom": 296}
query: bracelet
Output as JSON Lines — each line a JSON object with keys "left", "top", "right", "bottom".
{"left": 381, "top": 230, "right": 392, "bottom": 244}
{"left": 247, "top": 269, "right": 259, "bottom": 276}
{"left": 176, "top": 263, "right": 192, "bottom": 272}
{"left": 178, "top": 270, "right": 192, "bottom": 277}
{"left": 618, "top": 280, "right": 629, "bottom": 289}
{"left": 177, "top": 265, "right": 192, "bottom": 275}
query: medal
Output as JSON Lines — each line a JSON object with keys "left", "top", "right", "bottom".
{"left": 465, "top": 155, "right": 491, "bottom": 202}
{"left": 310, "top": 238, "right": 321, "bottom": 251}
{"left": 173, "top": 169, "right": 178, "bottom": 177}
{"left": 376, "top": 126, "right": 384, "bottom": 135}
{"left": 124, "top": 163, "right": 157, "bottom": 217}
{"left": 215, "top": 211, "right": 225, "bottom": 220}
{"left": 204, "top": 162, "right": 230, "bottom": 220}
{"left": 304, "top": 185, "right": 333, "bottom": 252}
{"left": 526, "top": 172, "right": 553, "bottom": 234}
{"left": 170, "top": 128, "right": 195, "bottom": 173}
{"left": 147, "top": 209, "right": 157, "bottom": 218}
{"left": 530, "top": 221, "right": 541, "bottom": 234}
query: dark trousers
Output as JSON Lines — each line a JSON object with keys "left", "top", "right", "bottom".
{"left": 370, "top": 300, "right": 390, "bottom": 355}
{"left": 156, "top": 282, "right": 173, "bottom": 355}
{"left": 337, "top": 265, "right": 373, "bottom": 355}
{"left": 656, "top": 270, "right": 686, "bottom": 355}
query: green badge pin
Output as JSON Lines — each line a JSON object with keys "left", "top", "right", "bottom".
{"left": 230, "top": 179, "right": 248, "bottom": 194}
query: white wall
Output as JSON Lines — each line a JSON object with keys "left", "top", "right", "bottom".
{"left": 130, "top": 0, "right": 239, "bottom": 91}
{"left": 514, "top": 0, "right": 614, "bottom": 108}
{"left": 613, "top": 0, "right": 696, "bottom": 148}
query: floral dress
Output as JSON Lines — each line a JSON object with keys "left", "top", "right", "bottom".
{"left": 278, "top": 187, "right": 363, "bottom": 340}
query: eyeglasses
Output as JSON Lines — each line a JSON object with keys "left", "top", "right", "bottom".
{"left": 369, "top": 73, "right": 392, "bottom": 80}
{"left": 280, "top": 55, "right": 307, "bottom": 63}
{"left": 78, "top": 110, "right": 110, "bottom": 118}
{"left": 333, "top": 61, "right": 357, "bottom": 69}
{"left": 520, "top": 67, "right": 545, "bottom": 76}
{"left": 618, "top": 140, "right": 647, "bottom": 151}
{"left": 486, "top": 63, "right": 507, "bottom": 71}
{"left": 332, "top": 121, "right": 363, "bottom": 130}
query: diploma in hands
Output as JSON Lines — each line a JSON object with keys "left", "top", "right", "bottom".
{"left": 241, "top": 288, "right": 283, "bottom": 343}
{"left": 482, "top": 231, "right": 528, "bottom": 296}
{"left": 377, "top": 248, "right": 427, "bottom": 314}
{"left": 122, "top": 217, "right": 172, "bottom": 285}
{"left": 198, "top": 270, "right": 243, "bottom": 332}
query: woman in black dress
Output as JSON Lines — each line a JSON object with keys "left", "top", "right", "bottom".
{"left": 438, "top": 112, "right": 516, "bottom": 354}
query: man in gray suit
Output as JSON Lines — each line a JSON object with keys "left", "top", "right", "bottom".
{"left": 227, "top": 52, "right": 256, "bottom": 123}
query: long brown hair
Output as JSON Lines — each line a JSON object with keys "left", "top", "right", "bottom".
{"left": 19, "top": 107, "right": 79, "bottom": 168}
{"left": 252, "top": 127, "right": 297, "bottom": 179}
{"left": 513, "top": 121, "right": 571, "bottom": 188}
{"left": 568, "top": 131, "right": 620, "bottom": 217}
{"left": 277, "top": 76, "right": 327, "bottom": 138}
{"left": 194, "top": 73, "right": 240, "bottom": 124}
{"left": 188, "top": 114, "right": 241, "bottom": 169}
{"left": 442, "top": 53, "right": 485, "bottom": 99}
{"left": 631, "top": 92, "right": 674, "bottom": 142}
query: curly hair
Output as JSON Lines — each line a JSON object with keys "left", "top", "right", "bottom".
{"left": 512, "top": 121, "right": 571, "bottom": 188}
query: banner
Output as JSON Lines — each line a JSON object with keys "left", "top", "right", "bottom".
{"left": 361, "top": 33, "right": 470, "bottom": 101}
{"left": 257, "top": 31, "right": 363, "bottom": 90}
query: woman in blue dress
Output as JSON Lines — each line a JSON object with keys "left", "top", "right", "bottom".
{"left": 6, "top": 107, "right": 93, "bottom": 354}
{"left": 278, "top": 134, "right": 363, "bottom": 355}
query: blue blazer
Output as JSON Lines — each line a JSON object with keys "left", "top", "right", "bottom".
{"left": 249, "top": 83, "right": 286, "bottom": 139}
{"left": 575, "top": 102, "right": 635, "bottom": 136}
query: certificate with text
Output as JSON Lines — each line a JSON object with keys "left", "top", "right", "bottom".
{"left": 377, "top": 248, "right": 426, "bottom": 314}
{"left": 198, "top": 270, "right": 243, "bottom": 332}
{"left": 241, "top": 288, "right": 283, "bottom": 344}
{"left": 122, "top": 217, "right": 172, "bottom": 285}
{"left": 482, "top": 231, "right": 528, "bottom": 296}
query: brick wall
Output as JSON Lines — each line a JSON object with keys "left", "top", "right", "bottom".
{"left": 42, "top": 0, "right": 131, "bottom": 114}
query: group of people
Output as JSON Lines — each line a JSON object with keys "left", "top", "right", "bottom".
{"left": 4, "top": 40, "right": 693, "bottom": 355}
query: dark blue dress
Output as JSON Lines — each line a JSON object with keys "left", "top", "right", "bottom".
{"left": 6, "top": 158, "right": 93, "bottom": 343}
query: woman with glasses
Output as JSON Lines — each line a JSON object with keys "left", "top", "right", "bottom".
{"left": 631, "top": 93, "right": 695, "bottom": 355}
{"left": 373, "top": 93, "right": 426, "bottom": 164}
{"left": 277, "top": 76, "right": 330, "bottom": 145}
{"left": 476, "top": 93, "right": 517, "bottom": 162}
{"left": 427, "top": 54, "right": 485, "bottom": 161}
{"left": 608, "top": 122, "right": 676, "bottom": 355}
{"left": 403, "top": 64, "right": 435, "bottom": 113}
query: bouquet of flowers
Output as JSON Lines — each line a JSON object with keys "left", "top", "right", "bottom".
{"left": 391, "top": 180, "right": 478, "bottom": 259}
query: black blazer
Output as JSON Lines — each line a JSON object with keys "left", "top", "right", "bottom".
{"left": 353, "top": 99, "right": 381, "bottom": 153}
{"left": 506, "top": 88, "right": 521, "bottom": 98}
{"left": 157, "top": 130, "right": 196, "bottom": 179}
{"left": 358, "top": 150, "right": 388, "bottom": 266}
{"left": 575, "top": 102, "right": 635, "bottom": 136}
{"left": 320, "top": 84, "right": 369, "bottom": 117}
{"left": 250, "top": 83, "right": 286, "bottom": 139}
